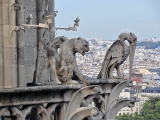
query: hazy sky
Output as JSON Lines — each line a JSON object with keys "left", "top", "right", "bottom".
{"left": 55, "top": 0, "right": 160, "bottom": 40}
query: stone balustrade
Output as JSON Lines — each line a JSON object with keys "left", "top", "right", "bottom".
{"left": 0, "top": 79, "right": 135, "bottom": 120}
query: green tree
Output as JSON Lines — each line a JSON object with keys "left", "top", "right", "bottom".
{"left": 116, "top": 113, "right": 133, "bottom": 120}
{"left": 155, "top": 101, "right": 160, "bottom": 120}
{"left": 141, "top": 101, "right": 154, "bottom": 120}
{"left": 155, "top": 101, "right": 160, "bottom": 113}
{"left": 155, "top": 113, "right": 160, "bottom": 120}
{"left": 148, "top": 96, "right": 160, "bottom": 110}
{"left": 141, "top": 102, "right": 152, "bottom": 114}
{"left": 116, "top": 96, "right": 160, "bottom": 120}
{"left": 144, "top": 114, "right": 154, "bottom": 120}
{"left": 133, "top": 112, "right": 143, "bottom": 120}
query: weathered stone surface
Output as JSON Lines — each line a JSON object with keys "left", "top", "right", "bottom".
{"left": 2, "top": 0, "right": 15, "bottom": 4}
{"left": 3, "top": 47, "right": 17, "bottom": 65}
{"left": 25, "top": 64, "right": 35, "bottom": 83}
{"left": 2, "top": 0, "right": 17, "bottom": 88}
{"left": 0, "top": 65, "right": 3, "bottom": 88}
{"left": 0, "top": 47, "right": 2, "bottom": 65}
{"left": 3, "top": 65, "right": 17, "bottom": 88}
{"left": 0, "top": 25, "right": 3, "bottom": 88}
{"left": 36, "top": 0, "right": 46, "bottom": 11}
{"left": 24, "top": 47, "right": 34, "bottom": 64}
{"left": 2, "top": 1, "right": 15, "bottom": 26}
{"left": 0, "top": 2, "right": 2, "bottom": 26}
{"left": 0, "top": 26, "right": 2, "bottom": 46}
{"left": 24, "top": 46, "right": 36, "bottom": 83}
{"left": 48, "top": 0, "right": 54, "bottom": 12}
{"left": 24, "top": 0, "right": 36, "bottom": 11}
{"left": 17, "top": 47, "right": 24, "bottom": 68}
{"left": 0, "top": 91, "right": 67, "bottom": 107}
{"left": 3, "top": 26, "right": 17, "bottom": 47}
{"left": 24, "top": 29, "right": 37, "bottom": 47}
{"left": 17, "top": 31, "right": 25, "bottom": 47}
{"left": 16, "top": 0, "right": 27, "bottom": 88}
{"left": 0, "top": 84, "right": 82, "bottom": 94}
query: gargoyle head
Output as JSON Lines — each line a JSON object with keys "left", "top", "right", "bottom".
{"left": 74, "top": 37, "right": 90, "bottom": 56}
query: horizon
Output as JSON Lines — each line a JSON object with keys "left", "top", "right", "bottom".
{"left": 87, "top": 37, "right": 160, "bottom": 41}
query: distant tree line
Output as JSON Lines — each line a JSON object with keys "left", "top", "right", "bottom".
{"left": 137, "top": 41, "right": 160, "bottom": 49}
{"left": 116, "top": 96, "right": 160, "bottom": 120}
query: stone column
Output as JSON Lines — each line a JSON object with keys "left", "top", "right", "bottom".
{"left": 35, "top": 0, "right": 48, "bottom": 84}
{"left": 48, "top": 0, "right": 55, "bottom": 82}
{"left": 0, "top": 0, "right": 4, "bottom": 88}
{"left": 48, "top": 0, "right": 55, "bottom": 38}
{"left": 16, "top": 0, "right": 26, "bottom": 87}
{"left": 23, "top": 0, "right": 37, "bottom": 85}
{"left": 2, "top": 0, "right": 17, "bottom": 88}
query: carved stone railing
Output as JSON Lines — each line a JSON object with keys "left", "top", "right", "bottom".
{"left": 0, "top": 78, "right": 135, "bottom": 120}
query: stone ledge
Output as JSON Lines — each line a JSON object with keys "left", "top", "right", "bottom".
{"left": 0, "top": 84, "right": 82, "bottom": 94}
{"left": 87, "top": 78, "right": 126, "bottom": 84}
{"left": 0, "top": 78, "right": 126, "bottom": 94}
{"left": 0, "top": 78, "right": 127, "bottom": 108}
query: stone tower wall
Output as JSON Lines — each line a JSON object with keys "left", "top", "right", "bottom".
{"left": 0, "top": 0, "right": 54, "bottom": 88}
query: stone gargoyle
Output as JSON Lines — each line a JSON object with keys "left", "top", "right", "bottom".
{"left": 98, "top": 32, "right": 137, "bottom": 80}
{"left": 35, "top": 36, "right": 90, "bottom": 86}
{"left": 56, "top": 37, "right": 90, "bottom": 86}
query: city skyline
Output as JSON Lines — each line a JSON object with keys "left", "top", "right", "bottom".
{"left": 55, "top": 0, "right": 160, "bottom": 41}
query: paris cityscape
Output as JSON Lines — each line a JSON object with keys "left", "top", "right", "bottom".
{"left": 76, "top": 37, "right": 160, "bottom": 116}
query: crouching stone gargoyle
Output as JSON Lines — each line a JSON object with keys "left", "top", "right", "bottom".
{"left": 57, "top": 37, "right": 90, "bottom": 86}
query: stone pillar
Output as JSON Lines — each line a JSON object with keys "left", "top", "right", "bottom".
{"left": 48, "top": 0, "right": 55, "bottom": 82}
{"left": 16, "top": 0, "right": 26, "bottom": 87}
{"left": 23, "top": 0, "right": 37, "bottom": 85}
{"left": 48, "top": 0, "right": 55, "bottom": 38}
{"left": 0, "top": 0, "right": 4, "bottom": 88}
{"left": 34, "top": 0, "right": 47, "bottom": 84}
{"left": 2, "top": 0, "right": 17, "bottom": 88}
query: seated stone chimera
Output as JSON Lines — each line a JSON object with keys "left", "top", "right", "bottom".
{"left": 57, "top": 37, "right": 90, "bottom": 86}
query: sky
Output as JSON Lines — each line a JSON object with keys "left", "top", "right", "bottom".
{"left": 55, "top": 0, "right": 160, "bottom": 41}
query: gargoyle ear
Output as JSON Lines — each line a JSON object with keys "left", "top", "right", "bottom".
{"left": 130, "top": 32, "right": 133, "bottom": 36}
{"left": 130, "top": 32, "right": 137, "bottom": 40}
{"left": 77, "top": 37, "right": 81, "bottom": 40}
{"left": 60, "top": 37, "right": 65, "bottom": 43}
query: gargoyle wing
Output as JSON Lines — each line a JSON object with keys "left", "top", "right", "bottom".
{"left": 34, "top": 36, "right": 68, "bottom": 84}
{"left": 97, "top": 40, "right": 124, "bottom": 79}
